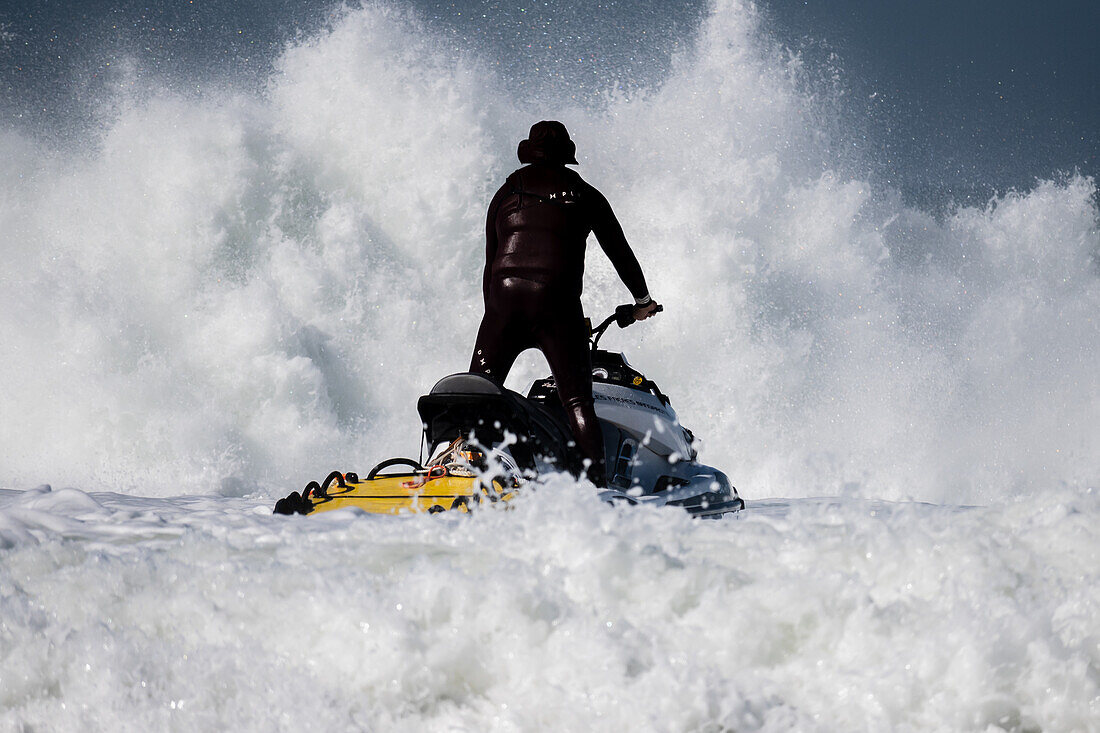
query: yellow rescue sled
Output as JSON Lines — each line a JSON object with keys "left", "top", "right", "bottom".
{"left": 273, "top": 449, "right": 518, "bottom": 517}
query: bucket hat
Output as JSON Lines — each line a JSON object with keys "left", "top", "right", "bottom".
{"left": 517, "top": 120, "right": 578, "bottom": 165}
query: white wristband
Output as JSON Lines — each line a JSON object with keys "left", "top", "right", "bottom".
{"left": 635, "top": 294, "right": 652, "bottom": 306}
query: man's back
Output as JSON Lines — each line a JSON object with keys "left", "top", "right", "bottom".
{"left": 485, "top": 163, "right": 646, "bottom": 301}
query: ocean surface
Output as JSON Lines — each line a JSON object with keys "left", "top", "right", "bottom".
{"left": 1, "top": 1, "right": 1098, "bottom": 730}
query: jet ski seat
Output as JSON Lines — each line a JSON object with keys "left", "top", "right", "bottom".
{"left": 417, "top": 372, "right": 581, "bottom": 475}
{"left": 428, "top": 373, "right": 505, "bottom": 395}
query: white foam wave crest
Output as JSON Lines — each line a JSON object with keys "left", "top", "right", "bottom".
{"left": 1, "top": 483, "right": 1097, "bottom": 731}
{"left": 1, "top": 0, "right": 1097, "bottom": 500}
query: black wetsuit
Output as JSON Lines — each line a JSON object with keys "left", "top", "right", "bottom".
{"left": 470, "top": 163, "right": 649, "bottom": 484}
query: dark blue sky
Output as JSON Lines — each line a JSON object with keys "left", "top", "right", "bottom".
{"left": 1, "top": 0, "right": 1095, "bottom": 209}
{"left": 764, "top": 0, "right": 1098, "bottom": 207}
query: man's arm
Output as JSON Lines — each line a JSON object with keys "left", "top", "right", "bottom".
{"left": 587, "top": 184, "right": 650, "bottom": 303}
{"left": 483, "top": 182, "right": 509, "bottom": 304}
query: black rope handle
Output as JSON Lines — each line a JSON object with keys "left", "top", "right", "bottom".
{"left": 323, "top": 470, "right": 347, "bottom": 491}
{"left": 301, "top": 481, "right": 321, "bottom": 500}
{"left": 274, "top": 471, "right": 351, "bottom": 515}
{"left": 367, "top": 457, "right": 425, "bottom": 480}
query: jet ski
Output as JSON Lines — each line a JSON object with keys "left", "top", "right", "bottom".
{"left": 274, "top": 304, "right": 744, "bottom": 518}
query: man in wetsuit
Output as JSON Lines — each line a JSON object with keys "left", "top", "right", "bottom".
{"left": 470, "top": 120, "right": 660, "bottom": 485}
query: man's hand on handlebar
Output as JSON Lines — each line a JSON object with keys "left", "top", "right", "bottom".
{"left": 634, "top": 301, "right": 661, "bottom": 321}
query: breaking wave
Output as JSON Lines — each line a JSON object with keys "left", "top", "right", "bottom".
{"left": 1, "top": 0, "right": 1096, "bottom": 501}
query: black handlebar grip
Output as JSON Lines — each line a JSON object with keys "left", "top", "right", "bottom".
{"left": 614, "top": 304, "right": 635, "bottom": 328}
{"left": 615, "top": 302, "right": 664, "bottom": 328}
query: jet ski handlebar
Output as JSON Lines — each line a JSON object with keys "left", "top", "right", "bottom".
{"left": 591, "top": 303, "right": 663, "bottom": 350}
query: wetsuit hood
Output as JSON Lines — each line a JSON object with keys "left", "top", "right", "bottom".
{"left": 517, "top": 120, "right": 579, "bottom": 165}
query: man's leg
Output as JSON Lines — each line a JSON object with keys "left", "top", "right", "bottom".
{"left": 538, "top": 316, "right": 607, "bottom": 486}
{"left": 470, "top": 309, "right": 525, "bottom": 384}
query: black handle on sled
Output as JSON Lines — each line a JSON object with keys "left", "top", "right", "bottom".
{"left": 367, "top": 457, "right": 425, "bottom": 480}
